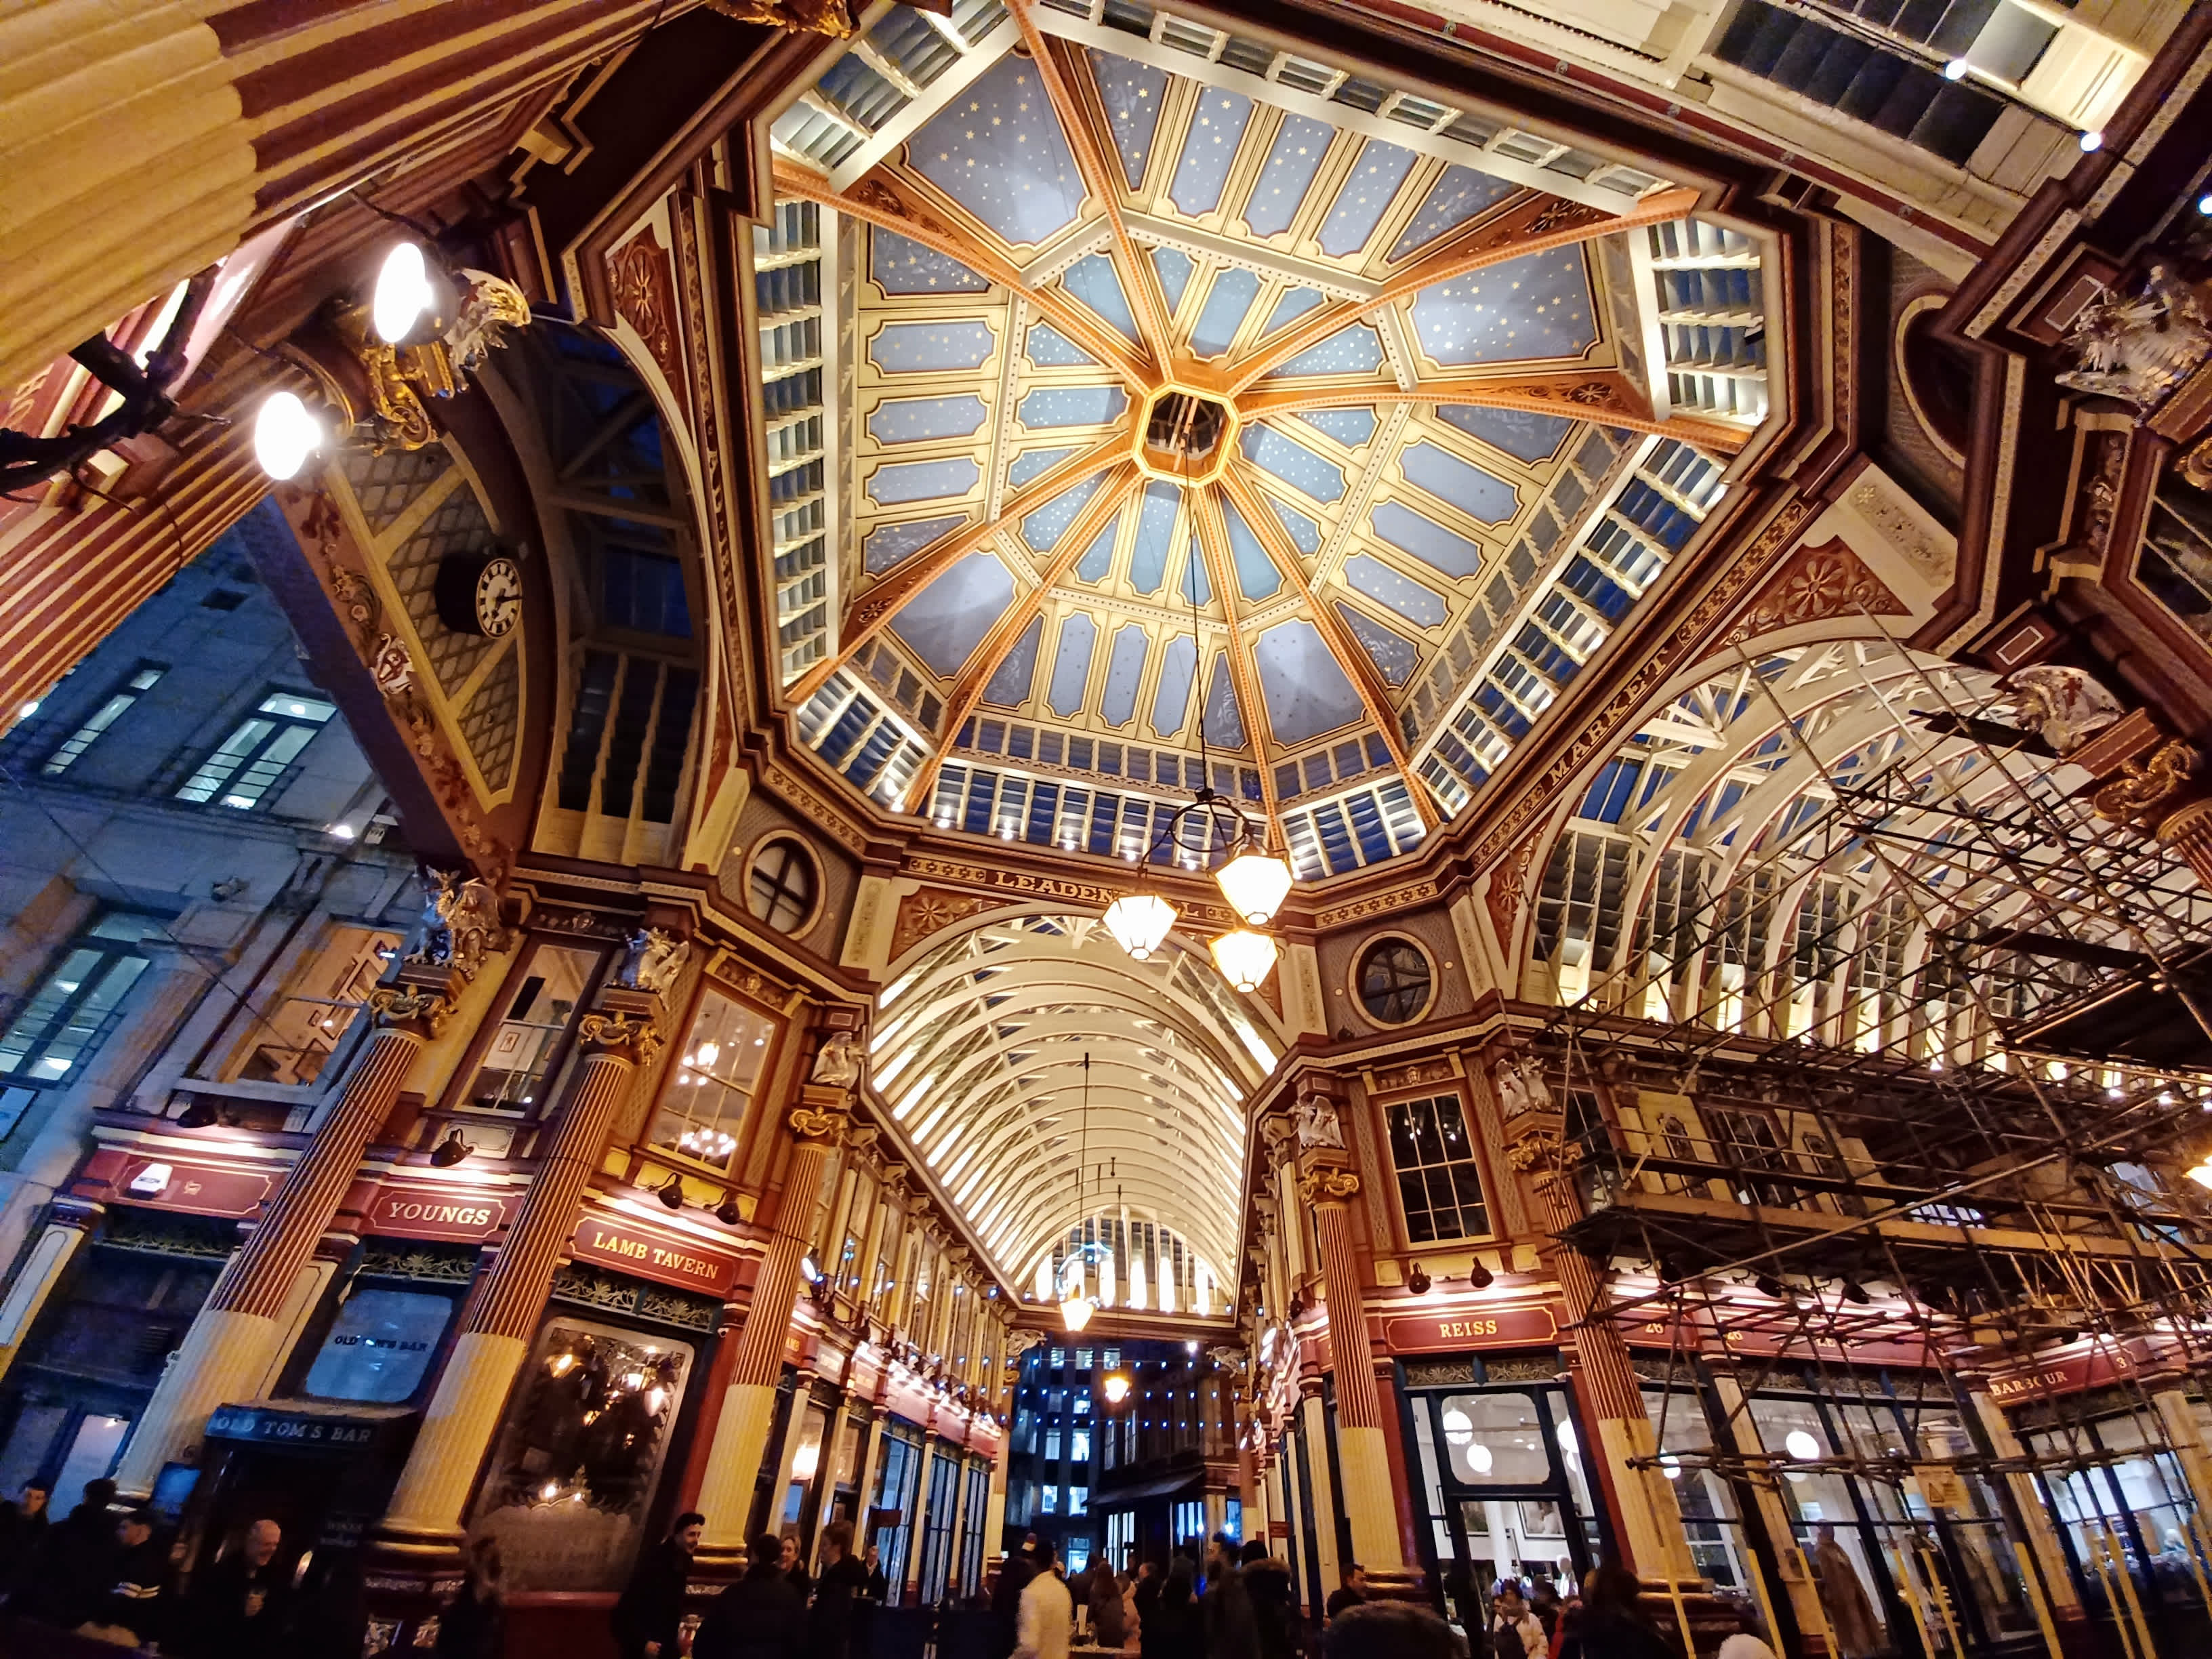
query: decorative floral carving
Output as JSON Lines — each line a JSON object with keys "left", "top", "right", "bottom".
{"left": 1729, "top": 537, "right": 1907, "bottom": 643}
{"left": 608, "top": 228, "right": 683, "bottom": 394}
{"left": 369, "top": 632, "right": 413, "bottom": 697}
{"left": 367, "top": 985, "right": 455, "bottom": 1036}
{"left": 1298, "top": 1166, "right": 1361, "bottom": 1205}
{"left": 579, "top": 1009, "right": 663, "bottom": 1064}
{"left": 891, "top": 888, "right": 996, "bottom": 962}
{"left": 789, "top": 1104, "right": 848, "bottom": 1142}
{"left": 704, "top": 0, "right": 855, "bottom": 37}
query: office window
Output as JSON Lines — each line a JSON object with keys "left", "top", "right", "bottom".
{"left": 1071, "top": 1429, "right": 1090, "bottom": 1462}
{"left": 1075, "top": 1347, "right": 1094, "bottom": 1370}
{"left": 1041, "top": 1485, "right": 1059, "bottom": 1514}
{"left": 1044, "top": 1428, "right": 1062, "bottom": 1461}
{"left": 649, "top": 987, "right": 775, "bottom": 1166}
{"left": 1074, "top": 1395, "right": 1090, "bottom": 1416}
{"left": 1068, "top": 1486, "right": 1088, "bottom": 1516}
{"left": 0, "top": 914, "right": 159, "bottom": 1084}
{"left": 175, "top": 691, "right": 337, "bottom": 809}
{"left": 1387, "top": 1092, "right": 1492, "bottom": 1243}
{"left": 43, "top": 664, "right": 164, "bottom": 776}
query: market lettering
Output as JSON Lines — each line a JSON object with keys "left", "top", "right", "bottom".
{"left": 1988, "top": 1368, "right": 2070, "bottom": 1403}
{"left": 1435, "top": 1317, "right": 1502, "bottom": 1339}
{"left": 588, "top": 1225, "right": 651, "bottom": 1261}
{"left": 383, "top": 1200, "right": 494, "bottom": 1226}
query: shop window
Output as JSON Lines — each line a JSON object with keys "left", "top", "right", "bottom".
{"left": 42, "top": 663, "right": 165, "bottom": 777}
{"left": 652, "top": 987, "right": 775, "bottom": 1167}
{"left": 193, "top": 924, "right": 399, "bottom": 1086}
{"left": 1386, "top": 1093, "right": 1491, "bottom": 1243}
{"left": 0, "top": 913, "right": 159, "bottom": 1084}
{"left": 299, "top": 1287, "right": 455, "bottom": 1404}
{"left": 173, "top": 690, "right": 337, "bottom": 810}
{"left": 745, "top": 836, "right": 821, "bottom": 933}
{"left": 462, "top": 943, "right": 601, "bottom": 1111}
{"left": 1355, "top": 936, "right": 1434, "bottom": 1024}
{"left": 472, "top": 1316, "right": 695, "bottom": 1593}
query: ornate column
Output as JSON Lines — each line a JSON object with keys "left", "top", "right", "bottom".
{"left": 0, "top": 1198, "right": 99, "bottom": 1387}
{"left": 981, "top": 1440, "right": 1010, "bottom": 1574}
{"left": 1494, "top": 1048, "right": 1698, "bottom": 1584}
{"left": 1296, "top": 1382, "right": 1343, "bottom": 1596}
{"left": 1294, "top": 1074, "right": 1406, "bottom": 1579}
{"left": 943, "top": 1439, "right": 975, "bottom": 1598}
{"left": 375, "top": 972, "right": 670, "bottom": 1563}
{"left": 693, "top": 1015, "right": 860, "bottom": 1561}
{"left": 852, "top": 1402, "right": 891, "bottom": 1540}
{"left": 1706, "top": 1360, "right": 1835, "bottom": 1654}
{"left": 113, "top": 960, "right": 463, "bottom": 1494}
{"left": 1969, "top": 1391, "right": 2092, "bottom": 1652}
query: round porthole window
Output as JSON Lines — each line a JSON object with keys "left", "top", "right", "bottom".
{"left": 1355, "top": 937, "right": 1433, "bottom": 1025}
{"left": 745, "top": 836, "right": 821, "bottom": 934}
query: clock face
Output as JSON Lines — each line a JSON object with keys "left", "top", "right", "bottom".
{"left": 474, "top": 557, "right": 522, "bottom": 638}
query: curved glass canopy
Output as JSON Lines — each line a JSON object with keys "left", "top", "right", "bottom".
{"left": 871, "top": 912, "right": 1279, "bottom": 1298}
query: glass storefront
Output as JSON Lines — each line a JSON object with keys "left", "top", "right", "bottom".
{"left": 1399, "top": 1353, "right": 1606, "bottom": 1636}
{"left": 870, "top": 1421, "right": 925, "bottom": 1603}
{"left": 1641, "top": 1382, "right": 1755, "bottom": 1595}
{"left": 457, "top": 941, "right": 602, "bottom": 1113}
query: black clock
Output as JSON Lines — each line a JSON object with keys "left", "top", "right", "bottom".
{"left": 434, "top": 550, "right": 523, "bottom": 638}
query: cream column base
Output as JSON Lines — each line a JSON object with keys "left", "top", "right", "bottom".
{"left": 696, "top": 1380, "right": 781, "bottom": 1554}
{"left": 1595, "top": 1415, "right": 1699, "bottom": 1582}
{"left": 1298, "top": 1394, "right": 1342, "bottom": 1595}
{"left": 1334, "top": 1422, "right": 1405, "bottom": 1572}
{"left": 380, "top": 1330, "right": 527, "bottom": 1550}
{"left": 981, "top": 1452, "right": 1008, "bottom": 1568}
{"left": 1972, "top": 1393, "right": 2083, "bottom": 1618}
{"left": 0, "top": 1219, "right": 87, "bottom": 1387}
{"left": 112, "top": 1307, "right": 281, "bottom": 1495}
{"left": 253, "top": 1256, "right": 341, "bottom": 1399}
{"left": 2152, "top": 1392, "right": 2212, "bottom": 1548}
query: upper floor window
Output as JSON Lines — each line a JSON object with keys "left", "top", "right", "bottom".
{"left": 459, "top": 942, "right": 601, "bottom": 1112}
{"left": 175, "top": 691, "right": 337, "bottom": 810}
{"left": 0, "top": 913, "right": 160, "bottom": 1084}
{"left": 1387, "top": 1092, "right": 1491, "bottom": 1244}
{"left": 651, "top": 985, "right": 775, "bottom": 1167}
{"left": 602, "top": 548, "right": 691, "bottom": 636}
{"left": 43, "top": 663, "right": 165, "bottom": 777}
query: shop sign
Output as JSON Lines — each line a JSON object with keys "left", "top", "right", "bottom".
{"left": 1384, "top": 1304, "right": 1559, "bottom": 1353}
{"left": 115, "top": 1158, "right": 271, "bottom": 1218}
{"left": 569, "top": 1214, "right": 737, "bottom": 1296}
{"left": 1269, "top": 1521, "right": 1290, "bottom": 1540}
{"left": 368, "top": 1187, "right": 511, "bottom": 1242}
{"left": 1984, "top": 1341, "right": 2140, "bottom": 1405}
{"left": 203, "top": 1402, "right": 403, "bottom": 1453}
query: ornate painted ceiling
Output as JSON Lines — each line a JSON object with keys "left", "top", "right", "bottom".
{"left": 762, "top": 0, "right": 1774, "bottom": 890}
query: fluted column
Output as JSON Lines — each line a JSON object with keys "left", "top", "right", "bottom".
{"left": 852, "top": 1403, "right": 891, "bottom": 1540}
{"left": 1498, "top": 1059, "right": 1698, "bottom": 1583}
{"left": 1969, "top": 1391, "right": 2090, "bottom": 1650}
{"left": 1301, "top": 1160, "right": 1402, "bottom": 1575}
{"left": 695, "top": 1025, "right": 856, "bottom": 1560}
{"left": 375, "top": 989, "right": 663, "bottom": 1561}
{"left": 1296, "top": 1385, "right": 1342, "bottom": 1597}
{"left": 981, "top": 1446, "right": 1009, "bottom": 1573}
{"left": 1707, "top": 1361, "right": 1836, "bottom": 1655}
{"left": 0, "top": 1200, "right": 98, "bottom": 1387}
{"left": 943, "top": 1443, "right": 975, "bottom": 1599}
{"left": 113, "top": 971, "right": 457, "bottom": 1494}
{"left": 2159, "top": 800, "right": 2212, "bottom": 895}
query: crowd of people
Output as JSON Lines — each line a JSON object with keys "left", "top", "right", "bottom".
{"left": 0, "top": 1475, "right": 508, "bottom": 1656}
{"left": 613, "top": 1511, "right": 889, "bottom": 1659}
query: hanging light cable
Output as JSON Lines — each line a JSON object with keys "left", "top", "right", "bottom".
{"left": 1061, "top": 1050, "right": 1097, "bottom": 1334}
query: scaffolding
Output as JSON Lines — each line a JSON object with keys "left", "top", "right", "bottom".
{"left": 1521, "top": 629, "right": 2212, "bottom": 1657}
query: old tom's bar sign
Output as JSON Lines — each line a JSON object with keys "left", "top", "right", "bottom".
{"left": 1385, "top": 1304, "right": 1559, "bottom": 1353}
{"left": 569, "top": 1213, "right": 737, "bottom": 1296}
{"left": 369, "top": 1187, "right": 511, "bottom": 1242}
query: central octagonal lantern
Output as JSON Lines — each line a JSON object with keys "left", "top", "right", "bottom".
{"left": 1134, "top": 381, "right": 1238, "bottom": 489}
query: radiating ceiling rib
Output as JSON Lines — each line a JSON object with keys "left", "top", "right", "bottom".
{"left": 1217, "top": 465, "right": 1440, "bottom": 827}
{"left": 772, "top": 158, "right": 1150, "bottom": 386}
{"left": 905, "top": 459, "right": 1143, "bottom": 806}
{"left": 1186, "top": 490, "right": 1282, "bottom": 821}
{"left": 787, "top": 430, "right": 1131, "bottom": 703}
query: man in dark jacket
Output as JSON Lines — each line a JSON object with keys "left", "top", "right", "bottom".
{"left": 780, "top": 1532, "right": 813, "bottom": 1599}
{"left": 988, "top": 1540, "right": 1037, "bottom": 1659}
{"left": 1200, "top": 1533, "right": 1259, "bottom": 1659}
{"left": 808, "top": 1519, "right": 871, "bottom": 1659}
{"left": 182, "top": 1517, "right": 290, "bottom": 1658}
{"left": 696, "top": 1533, "right": 806, "bottom": 1659}
{"left": 92, "top": 1507, "right": 169, "bottom": 1647}
{"left": 863, "top": 1542, "right": 889, "bottom": 1602}
{"left": 613, "top": 1511, "right": 703, "bottom": 1659}
{"left": 0, "top": 1479, "right": 49, "bottom": 1607}
{"left": 38, "top": 1475, "right": 118, "bottom": 1626}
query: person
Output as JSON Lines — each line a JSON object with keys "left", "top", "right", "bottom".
{"left": 697, "top": 1532, "right": 808, "bottom": 1659}
{"left": 1090, "top": 1556, "right": 1130, "bottom": 1650}
{"left": 1716, "top": 1605, "right": 1780, "bottom": 1659}
{"left": 1326, "top": 1601, "right": 1460, "bottom": 1659}
{"left": 781, "top": 1532, "right": 813, "bottom": 1599}
{"left": 1138, "top": 1563, "right": 1202, "bottom": 1659}
{"left": 434, "top": 1536, "right": 505, "bottom": 1659}
{"left": 1809, "top": 1524, "right": 1885, "bottom": 1659}
{"left": 1491, "top": 1582, "right": 1545, "bottom": 1659}
{"left": 1442, "top": 1562, "right": 1482, "bottom": 1637}
{"left": 181, "top": 1517, "right": 290, "bottom": 1658}
{"left": 613, "top": 1511, "right": 703, "bottom": 1659}
{"left": 1201, "top": 1532, "right": 1258, "bottom": 1659}
{"left": 810, "top": 1519, "right": 870, "bottom": 1659}
{"left": 1014, "top": 1534, "right": 1073, "bottom": 1659}
{"left": 863, "top": 1542, "right": 889, "bottom": 1603}
{"left": 1241, "top": 1554, "right": 1299, "bottom": 1659}
{"left": 1239, "top": 1540, "right": 1267, "bottom": 1568}
{"left": 991, "top": 1538, "right": 1040, "bottom": 1659}
{"left": 37, "top": 1476, "right": 118, "bottom": 1626}
{"left": 0, "top": 1479, "right": 49, "bottom": 1606}
{"left": 1532, "top": 1584, "right": 1563, "bottom": 1642}
{"left": 1326, "top": 1563, "right": 1368, "bottom": 1622}
{"left": 84, "top": 1506, "right": 167, "bottom": 1648}
{"left": 1553, "top": 1562, "right": 1672, "bottom": 1659}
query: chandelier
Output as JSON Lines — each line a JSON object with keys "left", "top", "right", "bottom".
{"left": 1100, "top": 562, "right": 1290, "bottom": 989}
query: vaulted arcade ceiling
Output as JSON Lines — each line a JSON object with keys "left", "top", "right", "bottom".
{"left": 762, "top": 0, "right": 1777, "bottom": 889}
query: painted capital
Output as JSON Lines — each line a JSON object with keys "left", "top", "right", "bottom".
{"left": 789, "top": 1103, "right": 848, "bottom": 1143}
{"left": 578, "top": 1009, "right": 661, "bottom": 1065}
{"left": 1298, "top": 1166, "right": 1360, "bottom": 1206}
{"left": 367, "top": 984, "right": 455, "bottom": 1038}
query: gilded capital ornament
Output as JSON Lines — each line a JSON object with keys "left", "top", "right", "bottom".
{"left": 578, "top": 1010, "right": 662, "bottom": 1065}
{"left": 789, "top": 1103, "right": 848, "bottom": 1143}
{"left": 1298, "top": 1166, "right": 1361, "bottom": 1206}
{"left": 367, "top": 985, "right": 454, "bottom": 1037}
